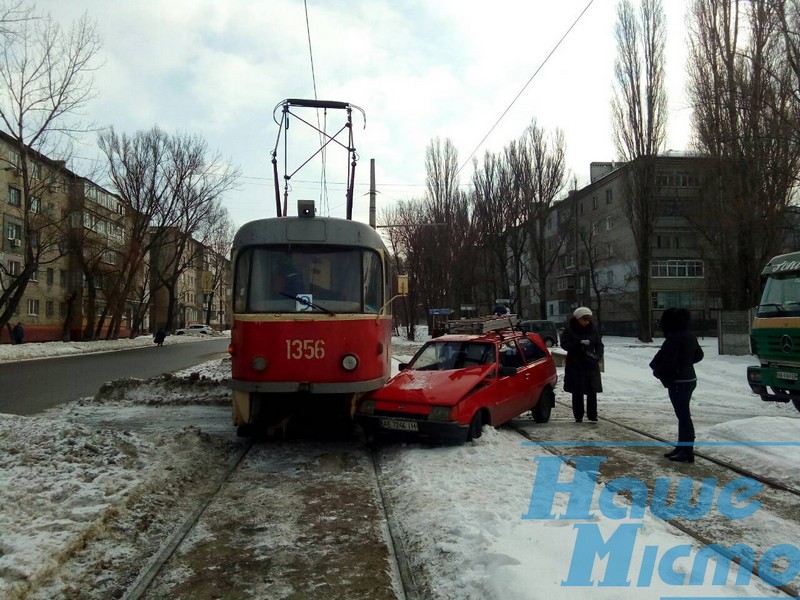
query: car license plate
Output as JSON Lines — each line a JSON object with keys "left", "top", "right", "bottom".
{"left": 776, "top": 371, "right": 799, "bottom": 381}
{"left": 380, "top": 418, "right": 419, "bottom": 432}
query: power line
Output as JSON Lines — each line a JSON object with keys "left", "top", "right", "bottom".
{"left": 456, "top": 0, "right": 595, "bottom": 177}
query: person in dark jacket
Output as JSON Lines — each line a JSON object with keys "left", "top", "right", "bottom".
{"left": 560, "top": 307, "right": 604, "bottom": 422}
{"left": 649, "top": 308, "right": 704, "bottom": 463}
{"left": 154, "top": 328, "right": 166, "bottom": 347}
{"left": 12, "top": 321, "right": 23, "bottom": 344}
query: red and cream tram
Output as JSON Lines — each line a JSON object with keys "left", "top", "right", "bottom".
{"left": 227, "top": 99, "right": 393, "bottom": 434}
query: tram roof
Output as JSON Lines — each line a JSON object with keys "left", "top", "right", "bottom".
{"left": 233, "top": 216, "right": 387, "bottom": 251}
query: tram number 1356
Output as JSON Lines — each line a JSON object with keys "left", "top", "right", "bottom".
{"left": 286, "top": 339, "right": 326, "bottom": 360}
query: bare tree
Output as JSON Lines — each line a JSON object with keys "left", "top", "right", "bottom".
{"left": 611, "top": 0, "right": 668, "bottom": 341}
{"left": 688, "top": 0, "right": 800, "bottom": 309}
{"left": 99, "top": 127, "right": 239, "bottom": 336}
{"left": 472, "top": 149, "right": 515, "bottom": 311}
{"left": 150, "top": 133, "right": 239, "bottom": 330}
{"left": 511, "top": 120, "right": 568, "bottom": 318}
{"left": 203, "top": 206, "right": 235, "bottom": 326}
{"left": 422, "top": 138, "right": 465, "bottom": 313}
{"left": 378, "top": 199, "right": 430, "bottom": 340}
{"left": 0, "top": 7, "right": 101, "bottom": 332}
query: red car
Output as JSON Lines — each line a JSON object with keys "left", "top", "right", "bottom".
{"left": 354, "top": 327, "right": 558, "bottom": 444}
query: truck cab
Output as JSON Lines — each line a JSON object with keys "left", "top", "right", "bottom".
{"left": 747, "top": 251, "right": 800, "bottom": 413}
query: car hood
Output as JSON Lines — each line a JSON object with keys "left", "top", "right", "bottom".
{"left": 369, "top": 364, "right": 495, "bottom": 406}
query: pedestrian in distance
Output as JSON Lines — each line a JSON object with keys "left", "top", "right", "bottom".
{"left": 560, "top": 307, "right": 604, "bottom": 423}
{"left": 154, "top": 328, "right": 166, "bottom": 347}
{"left": 493, "top": 304, "right": 509, "bottom": 316}
{"left": 649, "top": 308, "right": 704, "bottom": 464}
{"left": 12, "top": 321, "right": 23, "bottom": 345}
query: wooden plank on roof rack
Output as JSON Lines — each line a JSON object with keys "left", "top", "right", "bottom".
{"left": 446, "top": 315, "right": 519, "bottom": 334}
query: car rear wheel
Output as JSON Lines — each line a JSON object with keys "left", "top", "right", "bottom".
{"left": 531, "top": 387, "right": 554, "bottom": 423}
{"left": 466, "top": 411, "right": 483, "bottom": 441}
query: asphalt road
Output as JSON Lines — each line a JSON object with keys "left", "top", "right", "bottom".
{"left": 0, "top": 338, "right": 231, "bottom": 416}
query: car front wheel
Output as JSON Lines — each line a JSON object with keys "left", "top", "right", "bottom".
{"left": 466, "top": 411, "right": 483, "bottom": 441}
{"left": 531, "top": 387, "right": 554, "bottom": 423}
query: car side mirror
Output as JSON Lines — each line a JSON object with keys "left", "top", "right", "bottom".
{"left": 398, "top": 363, "right": 409, "bottom": 371}
{"left": 499, "top": 366, "right": 518, "bottom": 377}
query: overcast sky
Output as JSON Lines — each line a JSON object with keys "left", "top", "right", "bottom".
{"left": 37, "top": 0, "right": 693, "bottom": 229}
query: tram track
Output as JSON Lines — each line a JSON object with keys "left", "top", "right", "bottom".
{"left": 509, "top": 400, "right": 800, "bottom": 597}
{"left": 119, "top": 431, "right": 419, "bottom": 600}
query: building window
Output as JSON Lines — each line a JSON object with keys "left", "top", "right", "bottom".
{"left": 651, "top": 291, "right": 704, "bottom": 310}
{"left": 557, "top": 277, "right": 574, "bottom": 291}
{"left": 656, "top": 235, "right": 680, "bottom": 249}
{"left": 651, "top": 260, "right": 704, "bottom": 278}
{"left": 606, "top": 189, "right": 612, "bottom": 204}
{"left": 27, "top": 299, "right": 39, "bottom": 315}
{"left": 606, "top": 216, "right": 615, "bottom": 230}
{"left": 30, "top": 269, "right": 38, "bottom": 282}
{"left": 591, "top": 221, "right": 600, "bottom": 236}
{"left": 8, "top": 186, "right": 21, "bottom": 207}
{"left": 46, "top": 300, "right": 54, "bottom": 316}
{"left": 8, "top": 259, "right": 21, "bottom": 275}
{"left": 592, "top": 196, "right": 598, "bottom": 210}
{"left": 6, "top": 222, "right": 22, "bottom": 249}
{"left": 59, "top": 301, "right": 67, "bottom": 317}
{"left": 59, "top": 269, "right": 67, "bottom": 286}
{"left": 46, "top": 268, "right": 54, "bottom": 285}
{"left": 29, "top": 196, "right": 40, "bottom": 213}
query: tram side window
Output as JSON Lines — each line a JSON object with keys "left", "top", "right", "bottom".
{"left": 234, "top": 252, "right": 251, "bottom": 313}
{"left": 363, "top": 251, "right": 382, "bottom": 313}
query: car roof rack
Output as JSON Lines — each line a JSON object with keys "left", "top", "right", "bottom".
{"left": 446, "top": 315, "right": 519, "bottom": 335}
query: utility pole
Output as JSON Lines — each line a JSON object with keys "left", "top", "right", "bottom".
{"left": 369, "top": 159, "right": 376, "bottom": 229}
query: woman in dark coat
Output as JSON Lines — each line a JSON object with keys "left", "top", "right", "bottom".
{"left": 560, "top": 307, "right": 604, "bottom": 422}
{"left": 649, "top": 308, "right": 704, "bottom": 463}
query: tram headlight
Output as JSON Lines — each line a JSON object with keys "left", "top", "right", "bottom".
{"left": 341, "top": 354, "right": 359, "bottom": 371}
{"left": 251, "top": 356, "right": 267, "bottom": 371}
{"left": 360, "top": 399, "right": 375, "bottom": 415}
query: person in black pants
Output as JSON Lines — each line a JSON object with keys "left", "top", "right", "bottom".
{"left": 561, "top": 307, "right": 604, "bottom": 422}
{"left": 649, "top": 308, "right": 704, "bottom": 463}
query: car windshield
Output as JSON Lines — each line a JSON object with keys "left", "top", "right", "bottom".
{"left": 757, "top": 272, "right": 800, "bottom": 317}
{"left": 409, "top": 341, "right": 495, "bottom": 371}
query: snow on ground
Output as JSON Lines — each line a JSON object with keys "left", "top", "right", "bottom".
{"left": 1, "top": 332, "right": 799, "bottom": 598}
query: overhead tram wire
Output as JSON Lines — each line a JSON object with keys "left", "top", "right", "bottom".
{"left": 303, "top": 0, "right": 329, "bottom": 216}
{"left": 455, "top": 0, "right": 595, "bottom": 178}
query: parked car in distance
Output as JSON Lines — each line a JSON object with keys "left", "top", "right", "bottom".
{"left": 354, "top": 326, "right": 558, "bottom": 444}
{"left": 519, "top": 320, "right": 560, "bottom": 347}
{"left": 173, "top": 323, "right": 214, "bottom": 336}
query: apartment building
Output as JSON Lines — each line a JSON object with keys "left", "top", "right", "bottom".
{"left": 0, "top": 132, "right": 229, "bottom": 343}
{"left": 531, "top": 155, "right": 720, "bottom": 335}
{"left": 148, "top": 228, "right": 230, "bottom": 333}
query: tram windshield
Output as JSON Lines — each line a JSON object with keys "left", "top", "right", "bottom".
{"left": 234, "top": 246, "right": 383, "bottom": 314}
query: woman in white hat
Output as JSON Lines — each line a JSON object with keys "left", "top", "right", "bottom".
{"left": 560, "top": 307, "right": 604, "bottom": 422}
